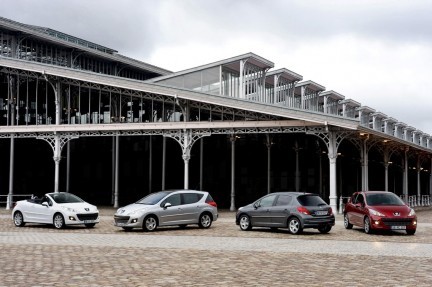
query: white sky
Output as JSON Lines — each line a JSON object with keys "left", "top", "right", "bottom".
{"left": 2, "top": 0, "right": 432, "bottom": 133}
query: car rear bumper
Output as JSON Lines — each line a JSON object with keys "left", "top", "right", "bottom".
{"left": 302, "top": 216, "right": 335, "bottom": 228}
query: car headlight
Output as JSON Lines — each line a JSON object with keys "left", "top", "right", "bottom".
{"left": 128, "top": 210, "right": 143, "bottom": 216}
{"left": 408, "top": 208, "right": 416, "bottom": 216}
{"left": 369, "top": 209, "right": 385, "bottom": 217}
{"left": 62, "top": 206, "right": 77, "bottom": 213}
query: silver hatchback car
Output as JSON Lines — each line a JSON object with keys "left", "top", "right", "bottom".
{"left": 114, "top": 190, "right": 218, "bottom": 231}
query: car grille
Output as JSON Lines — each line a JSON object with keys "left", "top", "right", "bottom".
{"left": 381, "top": 218, "right": 412, "bottom": 226}
{"left": 77, "top": 213, "right": 99, "bottom": 221}
{"left": 114, "top": 215, "right": 130, "bottom": 224}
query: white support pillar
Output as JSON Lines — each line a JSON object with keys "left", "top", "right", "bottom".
{"left": 294, "top": 140, "right": 300, "bottom": 192}
{"left": 360, "top": 136, "right": 370, "bottom": 191}
{"left": 383, "top": 147, "right": 389, "bottom": 192}
{"left": 53, "top": 134, "right": 61, "bottom": 193}
{"left": 266, "top": 134, "right": 272, "bottom": 194}
{"left": 403, "top": 148, "right": 409, "bottom": 196}
{"left": 148, "top": 135, "right": 153, "bottom": 193}
{"left": 328, "top": 131, "right": 338, "bottom": 213}
{"left": 66, "top": 142, "right": 71, "bottom": 193}
{"left": 161, "top": 136, "right": 166, "bottom": 190}
{"left": 417, "top": 157, "right": 421, "bottom": 205}
{"left": 230, "top": 135, "right": 236, "bottom": 211}
{"left": 114, "top": 135, "right": 119, "bottom": 208}
{"left": 200, "top": 138, "right": 204, "bottom": 191}
{"left": 6, "top": 135, "right": 14, "bottom": 210}
{"left": 183, "top": 131, "right": 190, "bottom": 190}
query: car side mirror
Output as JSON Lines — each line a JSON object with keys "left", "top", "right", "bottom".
{"left": 42, "top": 202, "right": 49, "bottom": 207}
{"left": 253, "top": 203, "right": 259, "bottom": 209}
{"left": 163, "top": 202, "right": 172, "bottom": 209}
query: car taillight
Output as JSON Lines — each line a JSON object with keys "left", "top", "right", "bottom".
{"left": 297, "top": 206, "right": 311, "bottom": 215}
{"left": 206, "top": 201, "right": 217, "bottom": 207}
{"left": 328, "top": 208, "right": 333, "bottom": 215}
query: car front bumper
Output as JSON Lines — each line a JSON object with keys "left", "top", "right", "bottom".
{"left": 369, "top": 216, "right": 417, "bottom": 231}
{"left": 64, "top": 212, "right": 100, "bottom": 225}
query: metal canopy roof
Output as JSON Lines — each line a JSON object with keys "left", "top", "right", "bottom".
{"left": 320, "top": 90, "right": 345, "bottom": 101}
{"left": 340, "top": 99, "right": 361, "bottom": 107}
{"left": 147, "top": 52, "right": 274, "bottom": 83}
{"left": 266, "top": 68, "right": 303, "bottom": 84}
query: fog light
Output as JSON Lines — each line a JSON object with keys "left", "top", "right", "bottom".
{"left": 131, "top": 218, "right": 138, "bottom": 223}
{"left": 69, "top": 216, "right": 76, "bottom": 221}
{"left": 374, "top": 220, "right": 380, "bottom": 225}
{"left": 413, "top": 221, "right": 417, "bottom": 225}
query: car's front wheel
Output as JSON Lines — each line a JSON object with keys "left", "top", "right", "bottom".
{"left": 239, "top": 214, "right": 252, "bottom": 231}
{"left": 364, "top": 216, "right": 372, "bottom": 234}
{"left": 143, "top": 215, "right": 157, "bottom": 232}
{"left": 13, "top": 211, "right": 25, "bottom": 227}
{"left": 198, "top": 213, "right": 212, "bottom": 228}
{"left": 344, "top": 214, "right": 353, "bottom": 229}
{"left": 53, "top": 213, "right": 65, "bottom": 229}
{"left": 288, "top": 217, "right": 303, "bottom": 235}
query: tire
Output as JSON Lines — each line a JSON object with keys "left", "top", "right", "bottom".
{"left": 318, "top": 225, "right": 332, "bottom": 234}
{"left": 198, "top": 213, "right": 212, "bottom": 229}
{"left": 85, "top": 223, "right": 96, "bottom": 228}
{"left": 53, "top": 213, "right": 65, "bottom": 229}
{"left": 406, "top": 229, "right": 416, "bottom": 235}
{"left": 344, "top": 214, "right": 353, "bottom": 229}
{"left": 288, "top": 217, "right": 303, "bottom": 235}
{"left": 364, "top": 217, "right": 373, "bottom": 234}
{"left": 143, "top": 215, "right": 157, "bottom": 232}
{"left": 239, "top": 214, "right": 252, "bottom": 231}
{"left": 13, "top": 211, "right": 25, "bottom": 227}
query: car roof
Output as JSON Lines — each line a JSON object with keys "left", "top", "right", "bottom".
{"left": 269, "top": 192, "right": 316, "bottom": 196}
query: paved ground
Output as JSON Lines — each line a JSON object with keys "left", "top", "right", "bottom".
{"left": 0, "top": 207, "right": 431, "bottom": 286}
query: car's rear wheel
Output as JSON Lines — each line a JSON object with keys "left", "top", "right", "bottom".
{"left": 344, "top": 214, "right": 353, "bottom": 229}
{"left": 198, "top": 213, "right": 212, "bottom": 228}
{"left": 288, "top": 217, "right": 303, "bottom": 235}
{"left": 13, "top": 211, "right": 25, "bottom": 227}
{"left": 318, "top": 225, "right": 332, "bottom": 234}
{"left": 143, "top": 216, "right": 157, "bottom": 232}
{"left": 239, "top": 214, "right": 252, "bottom": 231}
{"left": 53, "top": 213, "right": 65, "bottom": 229}
{"left": 364, "top": 216, "right": 372, "bottom": 234}
{"left": 85, "top": 223, "right": 96, "bottom": 228}
{"left": 406, "top": 229, "right": 416, "bottom": 235}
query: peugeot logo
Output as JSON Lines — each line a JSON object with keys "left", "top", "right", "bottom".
{"left": 85, "top": 208, "right": 89, "bottom": 211}
{"left": 393, "top": 212, "right": 400, "bottom": 216}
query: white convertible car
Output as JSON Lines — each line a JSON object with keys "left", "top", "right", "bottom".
{"left": 12, "top": 192, "right": 99, "bottom": 229}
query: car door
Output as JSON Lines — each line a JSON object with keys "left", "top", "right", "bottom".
{"left": 350, "top": 193, "right": 366, "bottom": 226}
{"left": 180, "top": 193, "right": 204, "bottom": 224}
{"left": 158, "top": 193, "right": 183, "bottom": 225}
{"left": 268, "top": 194, "right": 292, "bottom": 227}
{"left": 250, "top": 194, "right": 277, "bottom": 227}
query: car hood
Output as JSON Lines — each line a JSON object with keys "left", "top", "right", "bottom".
{"left": 61, "top": 202, "right": 98, "bottom": 212}
{"left": 369, "top": 205, "right": 412, "bottom": 217}
{"left": 116, "top": 203, "right": 153, "bottom": 215}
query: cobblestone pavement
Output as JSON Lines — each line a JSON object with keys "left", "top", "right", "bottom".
{"left": 1, "top": 207, "right": 431, "bottom": 286}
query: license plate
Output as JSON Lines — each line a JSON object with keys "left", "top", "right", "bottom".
{"left": 315, "top": 211, "right": 327, "bottom": 216}
{"left": 84, "top": 220, "right": 94, "bottom": 224}
{"left": 115, "top": 222, "right": 125, "bottom": 227}
{"left": 391, "top": 225, "right": 406, "bottom": 230}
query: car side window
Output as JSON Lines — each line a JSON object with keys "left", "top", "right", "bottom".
{"left": 275, "top": 195, "right": 292, "bottom": 206}
{"left": 355, "top": 194, "right": 364, "bottom": 205}
{"left": 259, "top": 195, "right": 277, "bottom": 207}
{"left": 182, "top": 193, "right": 204, "bottom": 204}
{"left": 161, "top": 194, "right": 181, "bottom": 207}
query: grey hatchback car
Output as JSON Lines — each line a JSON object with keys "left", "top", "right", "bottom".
{"left": 236, "top": 192, "right": 335, "bottom": 234}
{"left": 114, "top": 190, "right": 218, "bottom": 231}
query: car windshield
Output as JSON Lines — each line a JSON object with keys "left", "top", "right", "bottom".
{"left": 297, "top": 194, "right": 327, "bottom": 206}
{"left": 366, "top": 193, "right": 405, "bottom": 206}
{"left": 49, "top": 193, "right": 84, "bottom": 204}
{"left": 136, "top": 191, "right": 171, "bottom": 205}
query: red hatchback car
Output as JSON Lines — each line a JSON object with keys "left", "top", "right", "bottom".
{"left": 344, "top": 191, "right": 417, "bottom": 235}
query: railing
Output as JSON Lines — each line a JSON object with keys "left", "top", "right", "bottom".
{"left": 399, "top": 194, "right": 431, "bottom": 207}
{"left": 0, "top": 194, "right": 33, "bottom": 210}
